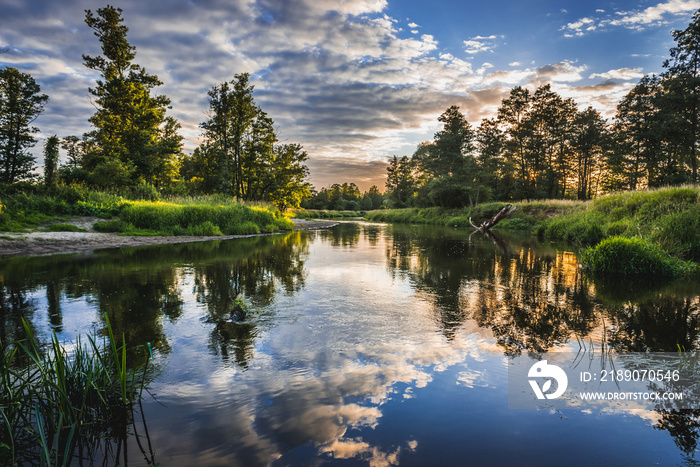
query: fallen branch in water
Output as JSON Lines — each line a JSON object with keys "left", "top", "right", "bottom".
{"left": 469, "top": 204, "right": 517, "bottom": 232}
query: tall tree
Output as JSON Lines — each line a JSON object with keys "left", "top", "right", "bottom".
{"left": 385, "top": 155, "right": 417, "bottom": 207}
{"left": 43, "top": 135, "right": 60, "bottom": 186}
{"left": 662, "top": 9, "right": 700, "bottom": 184}
{"left": 419, "top": 106, "right": 479, "bottom": 207}
{"left": 475, "top": 118, "right": 508, "bottom": 200}
{"left": 497, "top": 86, "right": 532, "bottom": 198}
{"left": 0, "top": 67, "right": 48, "bottom": 183}
{"left": 83, "top": 5, "right": 177, "bottom": 187}
{"left": 199, "top": 74, "right": 257, "bottom": 197}
{"left": 266, "top": 144, "right": 311, "bottom": 211}
{"left": 612, "top": 75, "right": 662, "bottom": 190}
{"left": 572, "top": 107, "right": 607, "bottom": 200}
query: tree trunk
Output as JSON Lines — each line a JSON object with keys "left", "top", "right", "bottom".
{"left": 469, "top": 204, "right": 517, "bottom": 232}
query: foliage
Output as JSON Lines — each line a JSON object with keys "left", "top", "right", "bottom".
{"left": 188, "top": 74, "right": 310, "bottom": 210}
{"left": 293, "top": 209, "right": 364, "bottom": 219}
{"left": 82, "top": 6, "right": 182, "bottom": 189}
{"left": 110, "top": 199, "right": 292, "bottom": 236}
{"left": 43, "top": 136, "right": 60, "bottom": 186}
{"left": 581, "top": 236, "right": 698, "bottom": 277}
{"left": 0, "top": 67, "right": 48, "bottom": 183}
{"left": 0, "top": 316, "right": 151, "bottom": 465}
{"left": 302, "top": 183, "right": 383, "bottom": 211}
{"left": 43, "top": 223, "right": 87, "bottom": 233}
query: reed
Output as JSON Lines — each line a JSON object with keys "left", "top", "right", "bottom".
{"left": 0, "top": 315, "right": 153, "bottom": 465}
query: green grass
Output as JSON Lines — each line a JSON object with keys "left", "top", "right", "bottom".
{"left": 0, "top": 183, "right": 294, "bottom": 236}
{"left": 363, "top": 200, "right": 582, "bottom": 231}
{"left": 43, "top": 223, "right": 87, "bottom": 233}
{"left": 581, "top": 236, "right": 698, "bottom": 277}
{"left": 113, "top": 200, "right": 292, "bottom": 236}
{"left": 537, "top": 186, "right": 700, "bottom": 259}
{"left": 292, "top": 209, "right": 365, "bottom": 219}
{"left": 0, "top": 316, "right": 151, "bottom": 465}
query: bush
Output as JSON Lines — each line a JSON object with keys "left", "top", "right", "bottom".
{"left": 44, "top": 223, "right": 87, "bottom": 232}
{"left": 543, "top": 211, "right": 605, "bottom": 245}
{"left": 93, "top": 219, "right": 128, "bottom": 233}
{"left": 581, "top": 236, "right": 698, "bottom": 277}
{"left": 130, "top": 181, "right": 161, "bottom": 201}
{"left": 652, "top": 205, "right": 700, "bottom": 261}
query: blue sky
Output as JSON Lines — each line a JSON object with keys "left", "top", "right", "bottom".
{"left": 1, "top": 0, "right": 699, "bottom": 190}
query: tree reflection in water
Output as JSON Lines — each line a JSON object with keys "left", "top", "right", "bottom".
{"left": 2, "top": 223, "right": 700, "bottom": 464}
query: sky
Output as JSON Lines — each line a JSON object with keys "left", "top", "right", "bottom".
{"left": 2, "top": 0, "right": 700, "bottom": 191}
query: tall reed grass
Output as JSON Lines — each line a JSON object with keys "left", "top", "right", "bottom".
{"left": 0, "top": 316, "right": 153, "bottom": 466}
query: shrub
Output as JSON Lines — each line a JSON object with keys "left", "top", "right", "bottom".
{"left": 93, "top": 219, "right": 127, "bottom": 232}
{"left": 581, "top": 236, "right": 698, "bottom": 277}
{"left": 44, "top": 223, "right": 87, "bottom": 232}
{"left": 651, "top": 205, "right": 700, "bottom": 261}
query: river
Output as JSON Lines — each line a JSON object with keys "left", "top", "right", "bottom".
{"left": 2, "top": 222, "right": 699, "bottom": 466}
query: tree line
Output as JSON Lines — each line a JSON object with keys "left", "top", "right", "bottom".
{"left": 301, "top": 183, "right": 384, "bottom": 211}
{"left": 384, "top": 10, "right": 700, "bottom": 208}
{"left": 0, "top": 5, "right": 309, "bottom": 210}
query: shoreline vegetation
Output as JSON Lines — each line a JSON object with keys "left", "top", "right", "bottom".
{"left": 0, "top": 183, "right": 293, "bottom": 236}
{"left": 2, "top": 183, "right": 697, "bottom": 278}
{"left": 365, "top": 185, "right": 700, "bottom": 278}
{"left": 0, "top": 183, "right": 337, "bottom": 257}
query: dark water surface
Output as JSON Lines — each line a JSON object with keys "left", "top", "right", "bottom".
{"left": 3, "top": 222, "right": 700, "bottom": 466}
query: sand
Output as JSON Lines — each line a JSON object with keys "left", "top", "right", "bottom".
{"left": 0, "top": 217, "right": 338, "bottom": 257}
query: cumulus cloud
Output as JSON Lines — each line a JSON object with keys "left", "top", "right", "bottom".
{"left": 562, "top": 0, "right": 700, "bottom": 36}
{"left": 463, "top": 35, "right": 500, "bottom": 55}
{"left": 589, "top": 67, "right": 644, "bottom": 81}
{"left": 0, "top": 0, "right": 658, "bottom": 187}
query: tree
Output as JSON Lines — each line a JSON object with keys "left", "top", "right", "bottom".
{"left": 361, "top": 185, "right": 384, "bottom": 210}
{"left": 385, "top": 155, "right": 417, "bottom": 207}
{"left": 0, "top": 67, "right": 48, "bottom": 183}
{"left": 83, "top": 5, "right": 177, "bottom": 188}
{"left": 498, "top": 86, "right": 531, "bottom": 197}
{"left": 199, "top": 74, "right": 257, "bottom": 197}
{"left": 572, "top": 108, "right": 607, "bottom": 200}
{"left": 43, "top": 135, "right": 60, "bottom": 186}
{"left": 612, "top": 76, "right": 663, "bottom": 190}
{"left": 662, "top": 9, "right": 700, "bottom": 184}
{"left": 195, "top": 74, "right": 310, "bottom": 208}
{"left": 61, "top": 136, "right": 83, "bottom": 168}
{"left": 418, "top": 106, "right": 479, "bottom": 207}
{"left": 266, "top": 144, "right": 311, "bottom": 211}
{"left": 475, "top": 118, "right": 509, "bottom": 200}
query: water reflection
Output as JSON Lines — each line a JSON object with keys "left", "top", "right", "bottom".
{"left": 2, "top": 223, "right": 700, "bottom": 465}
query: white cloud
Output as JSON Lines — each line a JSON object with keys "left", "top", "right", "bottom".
{"left": 589, "top": 67, "right": 644, "bottom": 81}
{"left": 408, "top": 21, "right": 420, "bottom": 28}
{"left": 609, "top": 0, "right": 700, "bottom": 28}
{"left": 562, "top": 0, "right": 700, "bottom": 36}
{"left": 463, "top": 40, "right": 491, "bottom": 54}
{"left": 463, "top": 35, "right": 500, "bottom": 55}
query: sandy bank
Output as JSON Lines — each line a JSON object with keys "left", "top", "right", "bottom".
{"left": 0, "top": 218, "right": 338, "bottom": 258}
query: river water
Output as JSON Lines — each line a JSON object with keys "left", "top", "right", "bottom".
{"left": 2, "top": 222, "right": 700, "bottom": 466}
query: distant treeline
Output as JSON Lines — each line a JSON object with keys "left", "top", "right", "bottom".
{"left": 382, "top": 10, "right": 700, "bottom": 208}
{"left": 301, "top": 183, "right": 384, "bottom": 211}
{"left": 0, "top": 6, "right": 309, "bottom": 210}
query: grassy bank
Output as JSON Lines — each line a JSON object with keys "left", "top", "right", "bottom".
{"left": 536, "top": 186, "right": 700, "bottom": 258}
{"left": 292, "top": 209, "right": 365, "bottom": 219}
{"left": 536, "top": 186, "right": 700, "bottom": 277}
{"left": 364, "top": 200, "right": 584, "bottom": 231}
{"left": 366, "top": 187, "right": 700, "bottom": 277}
{"left": 0, "top": 184, "right": 293, "bottom": 236}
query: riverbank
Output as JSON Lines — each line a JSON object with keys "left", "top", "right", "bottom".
{"left": 0, "top": 218, "right": 337, "bottom": 257}
{"left": 364, "top": 186, "right": 700, "bottom": 277}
